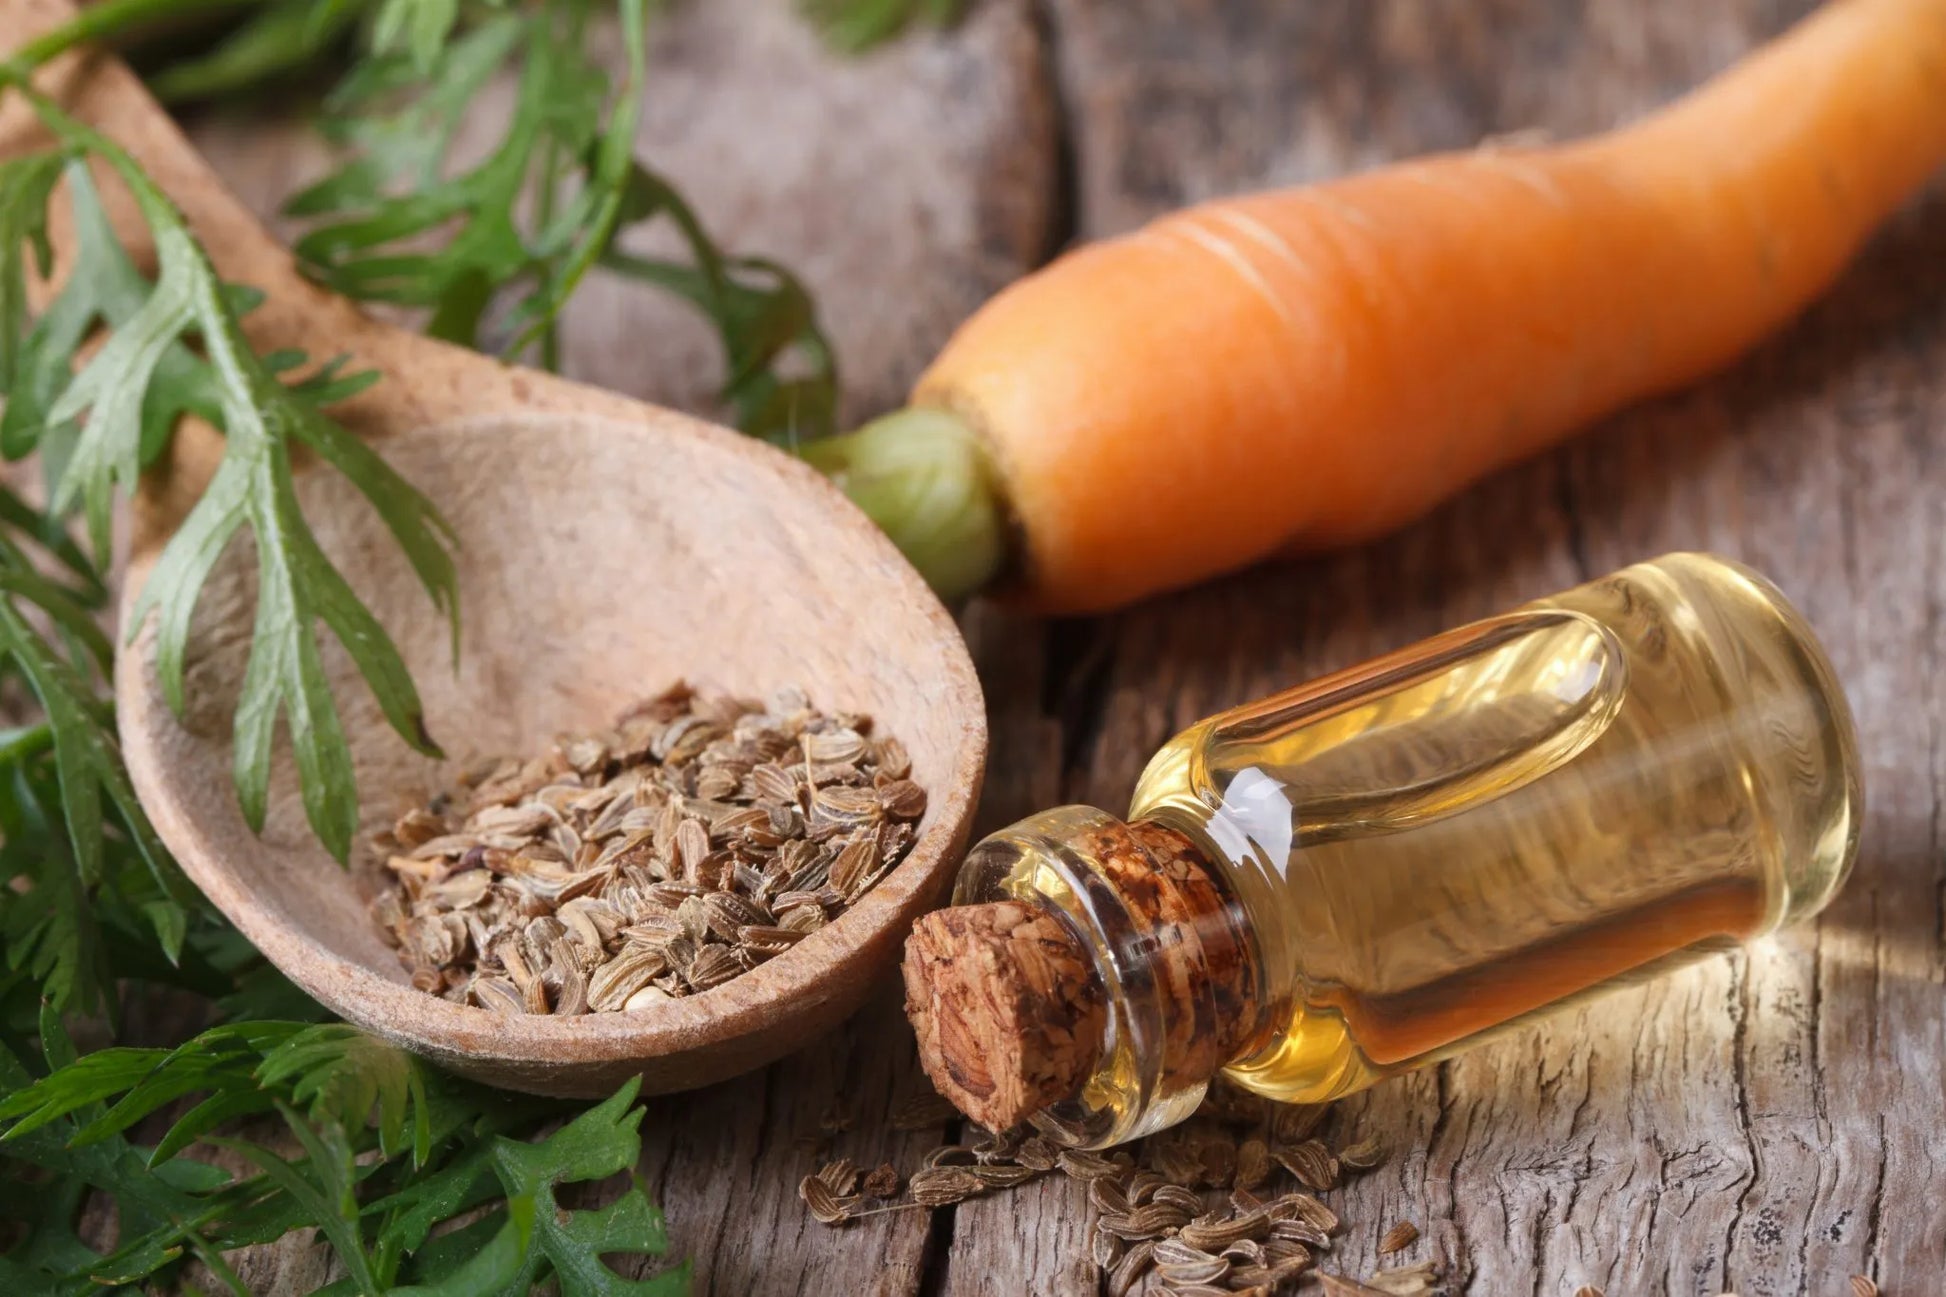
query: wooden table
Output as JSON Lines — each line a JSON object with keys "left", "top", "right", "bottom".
{"left": 184, "top": 0, "right": 1944, "bottom": 1291}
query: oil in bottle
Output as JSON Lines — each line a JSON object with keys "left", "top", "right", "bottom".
{"left": 908, "top": 553, "right": 1862, "bottom": 1147}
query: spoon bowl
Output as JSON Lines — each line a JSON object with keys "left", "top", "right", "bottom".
{"left": 121, "top": 412, "right": 985, "bottom": 1097}
{"left": 5, "top": 0, "right": 985, "bottom": 1096}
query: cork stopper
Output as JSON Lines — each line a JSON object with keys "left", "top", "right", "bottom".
{"left": 903, "top": 816, "right": 1264, "bottom": 1138}
{"left": 902, "top": 900, "right": 1106, "bottom": 1131}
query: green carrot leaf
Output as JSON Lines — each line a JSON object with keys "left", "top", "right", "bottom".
{"left": 5, "top": 95, "right": 457, "bottom": 862}
{"left": 506, "top": 0, "right": 646, "bottom": 353}
{"left": 215, "top": 1107, "right": 383, "bottom": 1297}
{"left": 284, "top": 0, "right": 837, "bottom": 433}
{"left": 148, "top": 0, "right": 366, "bottom": 105}
{"left": 0, "top": 151, "right": 66, "bottom": 390}
{"left": 371, "top": 0, "right": 464, "bottom": 73}
{"left": 800, "top": 0, "right": 963, "bottom": 52}
{"left": 255, "top": 1023, "right": 428, "bottom": 1162}
{"left": 389, "top": 1078, "right": 688, "bottom": 1297}
{"left": 0, "top": 554, "right": 191, "bottom": 1000}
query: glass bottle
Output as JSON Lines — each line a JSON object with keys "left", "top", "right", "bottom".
{"left": 932, "top": 553, "right": 1861, "bottom": 1148}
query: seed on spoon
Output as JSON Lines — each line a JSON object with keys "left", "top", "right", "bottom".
{"left": 373, "top": 683, "right": 926, "bottom": 1012}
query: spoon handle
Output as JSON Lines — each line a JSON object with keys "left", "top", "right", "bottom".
{"left": 2, "top": 0, "right": 366, "bottom": 344}
{"left": 1, "top": 0, "right": 502, "bottom": 545}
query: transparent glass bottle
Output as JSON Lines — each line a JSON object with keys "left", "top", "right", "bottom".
{"left": 946, "top": 554, "right": 1862, "bottom": 1147}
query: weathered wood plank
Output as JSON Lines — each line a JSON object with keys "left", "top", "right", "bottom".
{"left": 1038, "top": 1, "right": 1942, "bottom": 1293}
{"left": 1046, "top": 0, "right": 1815, "bottom": 237}
{"left": 627, "top": 991, "right": 945, "bottom": 1297}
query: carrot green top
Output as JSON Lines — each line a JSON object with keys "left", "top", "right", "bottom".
{"left": 797, "top": 406, "right": 1009, "bottom": 604}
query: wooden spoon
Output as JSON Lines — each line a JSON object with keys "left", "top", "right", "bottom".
{"left": 1, "top": 0, "right": 986, "bottom": 1097}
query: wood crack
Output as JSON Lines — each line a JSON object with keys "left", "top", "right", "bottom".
{"left": 1025, "top": 0, "right": 1081, "bottom": 261}
{"left": 1930, "top": 556, "right": 1946, "bottom": 977}
{"left": 1524, "top": 1184, "right": 1547, "bottom": 1297}
{"left": 915, "top": 1178, "right": 959, "bottom": 1297}
{"left": 1427, "top": 1062, "right": 1471, "bottom": 1292}
{"left": 1046, "top": 618, "right": 1119, "bottom": 797}
{"left": 1554, "top": 456, "right": 1590, "bottom": 582}
{"left": 1867, "top": 890, "right": 1881, "bottom": 1060}
{"left": 1795, "top": 922, "right": 1829, "bottom": 1297}
{"left": 1722, "top": 957, "right": 1758, "bottom": 1292}
{"left": 1862, "top": 1114, "right": 1888, "bottom": 1273}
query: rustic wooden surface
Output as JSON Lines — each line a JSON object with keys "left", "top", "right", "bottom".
{"left": 177, "top": 0, "right": 1945, "bottom": 1292}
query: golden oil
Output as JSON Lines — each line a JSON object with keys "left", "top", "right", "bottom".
{"left": 953, "top": 554, "right": 1861, "bottom": 1146}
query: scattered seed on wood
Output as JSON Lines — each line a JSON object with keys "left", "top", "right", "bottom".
{"left": 908, "top": 1165, "right": 988, "bottom": 1206}
{"left": 1178, "top": 1207, "right": 1269, "bottom": 1251}
{"left": 1271, "top": 1103, "right": 1328, "bottom": 1146}
{"left": 816, "top": 1158, "right": 860, "bottom": 1196}
{"left": 1105, "top": 1240, "right": 1156, "bottom": 1297}
{"left": 1337, "top": 1135, "right": 1387, "bottom": 1171}
{"left": 969, "top": 1126, "right": 1023, "bottom": 1163}
{"left": 1155, "top": 1255, "right": 1230, "bottom": 1286}
{"left": 1271, "top": 1216, "right": 1332, "bottom": 1249}
{"left": 1269, "top": 1191, "right": 1341, "bottom": 1235}
{"left": 1089, "top": 1176, "right": 1130, "bottom": 1214}
{"left": 1096, "top": 1209, "right": 1163, "bottom": 1242}
{"left": 803, "top": 1073, "right": 1417, "bottom": 1297}
{"left": 1024, "top": 1107, "right": 1086, "bottom": 1145}
{"left": 798, "top": 1174, "right": 857, "bottom": 1224}
{"left": 969, "top": 1164, "right": 1040, "bottom": 1189}
{"left": 1365, "top": 1260, "right": 1440, "bottom": 1295}
{"left": 1849, "top": 1280, "right": 1878, "bottom": 1297}
{"left": 1572, "top": 1287, "right": 1605, "bottom": 1297}
{"left": 1092, "top": 1226, "right": 1124, "bottom": 1270}
{"left": 1267, "top": 1249, "right": 1313, "bottom": 1281}
{"left": 1014, "top": 1135, "right": 1059, "bottom": 1172}
{"left": 1235, "top": 1137, "right": 1272, "bottom": 1190}
{"left": 1057, "top": 1148, "right": 1125, "bottom": 1182}
{"left": 1148, "top": 1183, "right": 1205, "bottom": 1216}
{"left": 1262, "top": 1238, "right": 1312, "bottom": 1267}
{"left": 1151, "top": 1238, "right": 1215, "bottom": 1267}
{"left": 1220, "top": 1238, "right": 1265, "bottom": 1267}
{"left": 1146, "top": 1138, "right": 1205, "bottom": 1187}
{"left": 1275, "top": 1138, "right": 1341, "bottom": 1191}
{"left": 1377, "top": 1220, "right": 1419, "bottom": 1254}
{"left": 1191, "top": 1128, "right": 1238, "bottom": 1186}
{"left": 373, "top": 685, "right": 922, "bottom": 1011}
{"left": 1130, "top": 1201, "right": 1196, "bottom": 1234}
{"left": 1126, "top": 1170, "right": 1167, "bottom": 1206}
{"left": 923, "top": 1146, "right": 978, "bottom": 1171}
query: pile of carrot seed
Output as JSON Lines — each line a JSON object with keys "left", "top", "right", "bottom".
{"left": 803, "top": 1082, "right": 1434, "bottom": 1296}
{"left": 371, "top": 684, "right": 924, "bottom": 1013}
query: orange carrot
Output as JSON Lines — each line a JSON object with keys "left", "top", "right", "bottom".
{"left": 806, "top": 0, "right": 1946, "bottom": 613}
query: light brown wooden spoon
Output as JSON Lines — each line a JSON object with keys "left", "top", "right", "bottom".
{"left": 1, "top": 0, "right": 986, "bottom": 1097}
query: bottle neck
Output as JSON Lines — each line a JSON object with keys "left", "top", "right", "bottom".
{"left": 945, "top": 805, "right": 1270, "bottom": 1147}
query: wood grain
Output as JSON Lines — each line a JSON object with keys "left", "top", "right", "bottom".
{"left": 149, "top": 0, "right": 1945, "bottom": 1291}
